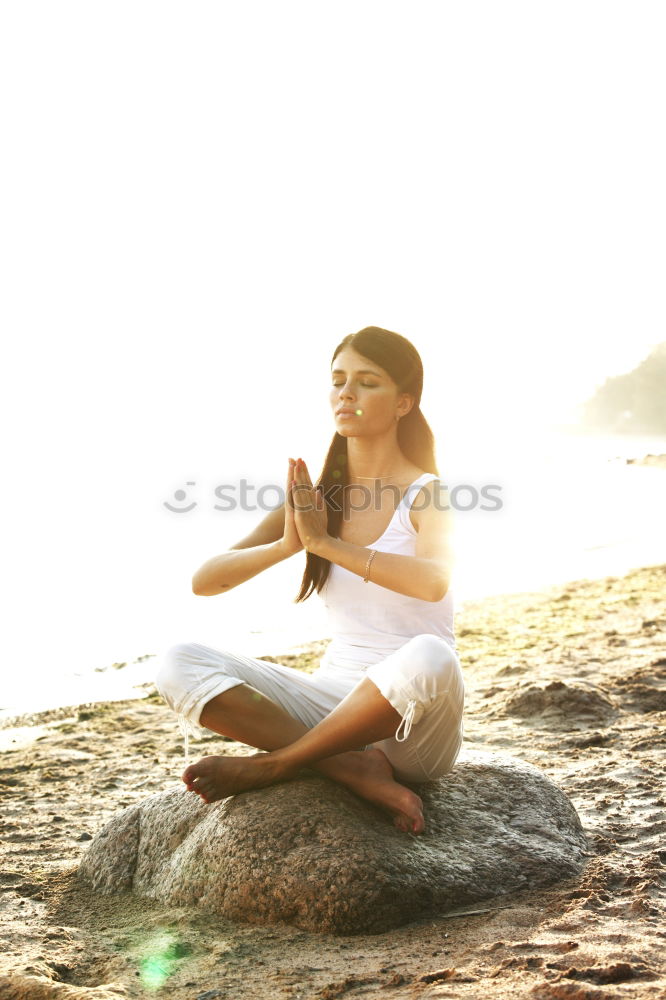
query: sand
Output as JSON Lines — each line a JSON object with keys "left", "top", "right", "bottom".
{"left": 1, "top": 564, "right": 665, "bottom": 999}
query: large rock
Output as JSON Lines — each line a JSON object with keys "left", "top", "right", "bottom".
{"left": 78, "top": 751, "right": 589, "bottom": 934}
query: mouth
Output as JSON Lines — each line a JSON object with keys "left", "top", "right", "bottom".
{"left": 336, "top": 409, "right": 359, "bottom": 416}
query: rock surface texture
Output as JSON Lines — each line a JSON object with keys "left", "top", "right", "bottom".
{"left": 78, "top": 750, "right": 589, "bottom": 934}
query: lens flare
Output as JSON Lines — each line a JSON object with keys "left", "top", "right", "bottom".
{"left": 135, "top": 930, "right": 191, "bottom": 991}
{"left": 140, "top": 954, "right": 172, "bottom": 991}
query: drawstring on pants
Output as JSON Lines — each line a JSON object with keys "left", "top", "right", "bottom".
{"left": 178, "top": 713, "right": 204, "bottom": 767}
{"left": 395, "top": 699, "right": 417, "bottom": 742}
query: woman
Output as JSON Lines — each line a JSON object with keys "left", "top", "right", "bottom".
{"left": 156, "top": 326, "right": 464, "bottom": 835}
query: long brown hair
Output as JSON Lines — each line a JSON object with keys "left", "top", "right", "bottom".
{"left": 294, "top": 326, "right": 439, "bottom": 602}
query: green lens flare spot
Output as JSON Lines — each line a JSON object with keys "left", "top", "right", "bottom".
{"left": 135, "top": 930, "right": 192, "bottom": 991}
{"left": 355, "top": 409, "right": 363, "bottom": 415}
{"left": 140, "top": 956, "right": 172, "bottom": 991}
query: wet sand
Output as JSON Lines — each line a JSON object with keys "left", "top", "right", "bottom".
{"left": 1, "top": 564, "right": 665, "bottom": 998}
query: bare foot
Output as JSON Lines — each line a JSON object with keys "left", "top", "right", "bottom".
{"left": 322, "top": 747, "right": 425, "bottom": 835}
{"left": 182, "top": 748, "right": 425, "bottom": 835}
{"left": 182, "top": 752, "right": 296, "bottom": 803}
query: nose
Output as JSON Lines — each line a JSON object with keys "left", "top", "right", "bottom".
{"left": 336, "top": 381, "right": 355, "bottom": 402}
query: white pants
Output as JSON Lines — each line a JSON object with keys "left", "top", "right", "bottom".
{"left": 155, "top": 634, "right": 465, "bottom": 783}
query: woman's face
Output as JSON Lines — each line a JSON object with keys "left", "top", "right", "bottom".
{"left": 330, "top": 346, "right": 410, "bottom": 436}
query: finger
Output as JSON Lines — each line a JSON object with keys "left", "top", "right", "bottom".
{"left": 286, "top": 461, "right": 294, "bottom": 509}
{"left": 291, "top": 481, "right": 311, "bottom": 511}
{"left": 295, "top": 462, "right": 311, "bottom": 487}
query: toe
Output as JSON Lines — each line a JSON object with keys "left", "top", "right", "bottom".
{"left": 194, "top": 781, "right": 212, "bottom": 801}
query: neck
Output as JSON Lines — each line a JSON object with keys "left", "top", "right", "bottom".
{"left": 344, "top": 430, "right": 406, "bottom": 483}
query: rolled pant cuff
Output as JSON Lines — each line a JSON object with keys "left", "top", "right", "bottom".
{"left": 174, "top": 675, "right": 246, "bottom": 727}
{"left": 364, "top": 665, "right": 426, "bottom": 742}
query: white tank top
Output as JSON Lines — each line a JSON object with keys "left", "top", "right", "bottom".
{"left": 314, "top": 472, "right": 456, "bottom": 680}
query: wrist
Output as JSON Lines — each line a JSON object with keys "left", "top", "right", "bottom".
{"left": 307, "top": 534, "right": 334, "bottom": 558}
{"left": 273, "top": 540, "right": 296, "bottom": 561}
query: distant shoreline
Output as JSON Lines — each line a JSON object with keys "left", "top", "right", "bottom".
{"left": 625, "top": 452, "right": 666, "bottom": 468}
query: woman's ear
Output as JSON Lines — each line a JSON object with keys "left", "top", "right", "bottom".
{"left": 399, "top": 392, "right": 415, "bottom": 418}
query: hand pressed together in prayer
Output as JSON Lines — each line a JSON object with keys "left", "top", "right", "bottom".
{"left": 288, "top": 457, "right": 329, "bottom": 553}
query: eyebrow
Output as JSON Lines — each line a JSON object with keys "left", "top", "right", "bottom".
{"left": 331, "top": 368, "right": 383, "bottom": 378}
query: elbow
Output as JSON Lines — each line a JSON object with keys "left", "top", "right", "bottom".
{"left": 192, "top": 576, "right": 229, "bottom": 597}
{"left": 192, "top": 575, "right": 210, "bottom": 596}
{"left": 428, "top": 575, "right": 450, "bottom": 602}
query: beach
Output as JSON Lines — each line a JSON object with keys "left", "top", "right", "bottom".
{"left": 1, "top": 563, "right": 665, "bottom": 999}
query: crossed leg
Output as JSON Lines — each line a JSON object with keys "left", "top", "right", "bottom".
{"left": 182, "top": 676, "right": 426, "bottom": 834}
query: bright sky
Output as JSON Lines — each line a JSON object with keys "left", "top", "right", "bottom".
{"left": 1, "top": 2, "right": 665, "bottom": 711}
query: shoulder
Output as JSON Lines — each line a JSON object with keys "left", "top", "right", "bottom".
{"left": 408, "top": 476, "right": 451, "bottom": 533}
{"left": 409, "top": 476, "right": 455, "bottom": 584}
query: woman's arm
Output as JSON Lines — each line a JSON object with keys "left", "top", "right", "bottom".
{"left": 192, "top": 459, "right": 305, "bottom": 596}
{"left": 309, "top": 482, "right": 454, "bottom": 602}
{"left": 310, "top": 538, "right": 446, "bottom": 601}
{"left": 192, "top": 505, "right": 291, "bottom": 596}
